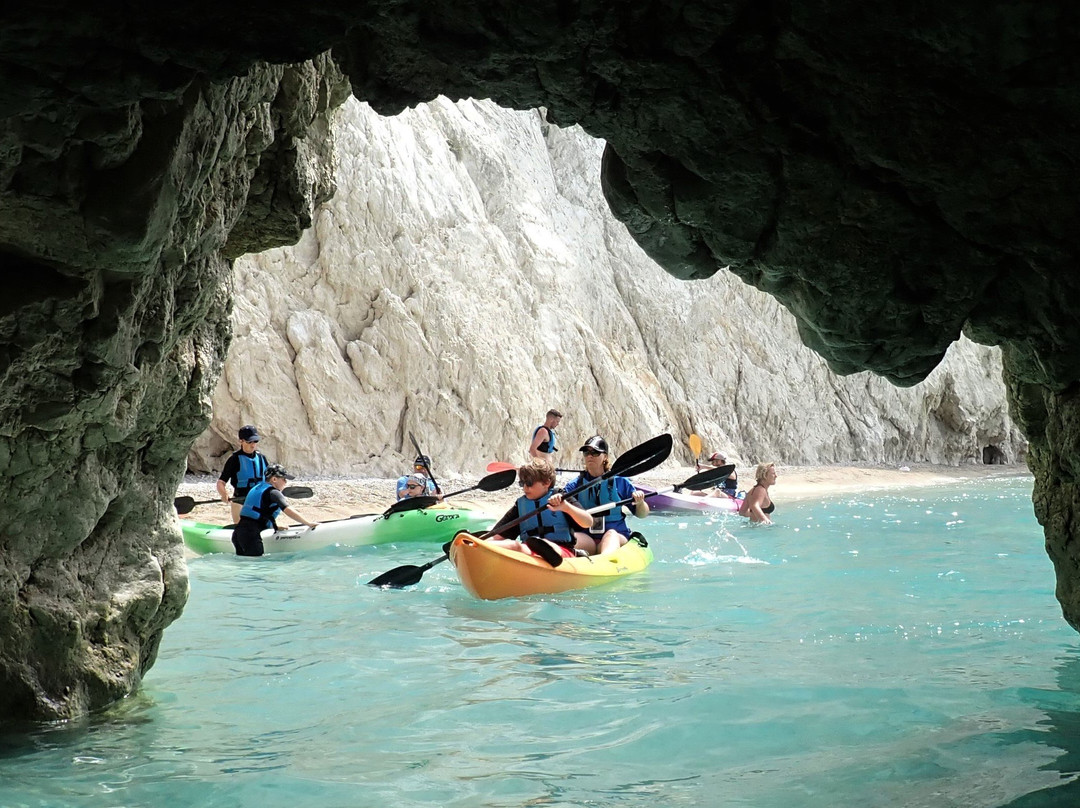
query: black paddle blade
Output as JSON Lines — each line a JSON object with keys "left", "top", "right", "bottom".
{"left": 476, "top": 468, "right": 517, "bottom": 492}
{"left": 368, "top": 564, "right": 426, "bottom": 588}
{"left": 678, "top": 465, "right": 735, "bottom": 491}
{"left": 173, "top": 496, "right": 221, "bottom": 513}
{"left": 523, "top": 537, "right": 564, "bottom": 567}
{"left": 282, "top": 485, "right": 314, "bottom": 499}
{"left": 383, "top": 495, "right": 438, "bottom": 517}
{"left": 173, "top": 496, "right": 196, "bottom": 513}
{"left": 609, "top": 433, "right": 674, "bottom": 478}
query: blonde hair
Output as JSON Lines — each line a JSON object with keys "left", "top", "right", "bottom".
{"left": 754, "top": 462, "right": 776, "bottom": 484}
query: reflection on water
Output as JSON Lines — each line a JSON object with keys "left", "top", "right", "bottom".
{"left": 998, "top": 650, "right": 1080, "bottom": 807}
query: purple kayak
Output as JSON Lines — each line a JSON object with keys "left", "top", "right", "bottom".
{"left": 637, "top": 484, "right": 742, "bottom": 514}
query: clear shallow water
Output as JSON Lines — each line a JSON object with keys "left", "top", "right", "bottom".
{"left": 4, "top": 475, "right": 1080, "bottom": 807}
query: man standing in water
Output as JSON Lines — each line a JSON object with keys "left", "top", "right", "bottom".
{"left": 217, "top": 424, "right": 269, "bottom": 524}
{"left": 528, "top": 409, "right": 562, "bottom": 465}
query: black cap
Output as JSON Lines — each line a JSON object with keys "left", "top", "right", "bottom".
{"left": 238, "top": 425, "right": 260, "bottom": 442}
{"left": 414, "top": 455, "right": 431, "bottom": 466}
{"left": 579, "top": 435, "right": 609, "bottom": 454}
{"left": 265, "top": 463, "right": 294, "bottom": 480}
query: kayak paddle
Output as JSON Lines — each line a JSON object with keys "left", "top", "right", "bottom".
{"left": 174, "top": 485, "right": 314, "bottom": 514}
{"left": 409, "top": 432, "right": 441, "bottom": 495}
{"left": 444, "top": 468, "right": 517, "bottom": 498}
{"left": 368, "top": 433, "right": 674, "bottom": 588}
{"left": 378, "top": 469, "right": 518, "bottom": 518}
{"left": 486, "top": 461, "right": 516, "bottom": 473}
{"left": 689, "top": 433, "right": 702, "bottom": 472}
{"left": 584, "top": 465, "right": 735, "bottom": 516}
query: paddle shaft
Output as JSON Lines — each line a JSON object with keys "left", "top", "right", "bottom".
{"left": 409, "top": 432, "right": 441, "bottom": 494}
{"left": 584, "top": 465, "right": 734, "bottom": 515}
{"left": 174, "top": 485, "right": 314, "bottom": 513}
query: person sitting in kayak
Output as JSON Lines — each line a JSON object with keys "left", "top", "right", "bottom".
{"left": 396, "top": 455, "right": 442, "bottom": 500}
{"left": 398, "top": 473, "right": 436, "bottom": 500}
{"left": 562, "top": 435, "right": 649, "bottom": 555}
{"left": 231, "top": 464, "right": 317, "bottom": 556}
{"left": 691, "top": 451, "right": 740, "bottom": 499}
{"left": 488, "top": 459, "right": 593, "bottom": 562}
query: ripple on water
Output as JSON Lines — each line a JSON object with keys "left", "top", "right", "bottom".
{"left": 5, "top": 476, "right": 1079, "bottom": 808}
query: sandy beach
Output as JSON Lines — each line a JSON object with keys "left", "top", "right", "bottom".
{"left": 175, "top": 462, "right": 1033, "bottom": 527}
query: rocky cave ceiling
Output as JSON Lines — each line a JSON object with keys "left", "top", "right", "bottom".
{"left": 1, "top": 2, "right": 1079, "bottom": 719}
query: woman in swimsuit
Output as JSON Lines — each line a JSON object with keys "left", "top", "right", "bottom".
{"left": 739, "top": 462, "right": 777, "bottom": 524}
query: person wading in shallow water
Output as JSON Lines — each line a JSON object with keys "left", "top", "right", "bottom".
{"left": 231, "top": 464, "right": 317, "bottom": 557}
{"left": 739, "top": 462, "right": 777, "bottom": 524}
{"left": 217, "top": 424, "right": 270, "bottom": 524}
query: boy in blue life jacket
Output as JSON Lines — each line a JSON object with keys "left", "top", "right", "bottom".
{"left": 217, "top": 424, "right": 270, "bottom": 524}
{"left": 488, "top": 458, "right": 593, "bottom": 561}
{"left": 231, "top": 464, "right": 317, "bottom": 557}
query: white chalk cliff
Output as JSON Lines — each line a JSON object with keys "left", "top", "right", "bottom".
{"left": 188, "top": 97, "right": 1026, "bottom": 477}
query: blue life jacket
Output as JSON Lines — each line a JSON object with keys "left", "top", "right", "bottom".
{"left": 532, "top": 425, "right": 557, "bottom": 454}
{"left": 236, "top": 452, "right": 268, "bottom": 491}
{"left": 239, "top": 482, "right": 284, "bottom": 528}
{"left": 516, "top": 492, "right": 573, "bottom": 546}
{"left": 571, "top": 476, "right": 630, "bottom": 536}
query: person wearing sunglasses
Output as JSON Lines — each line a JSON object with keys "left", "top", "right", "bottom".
{"left": 216, "top": 424, "right": 270, "bottom": 524}
{"left": 397, "top": 473, "right": 437, "bottom": 500}
{"left": 561, "top": 435, "right": 649, "bottom": 555}
{"left": 487, "top": 459, "right": 593, "bottom": 561}
{"left": 395, "top": 455, "right": 442, "bottom": 501}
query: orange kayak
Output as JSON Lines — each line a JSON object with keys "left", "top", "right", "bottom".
{"left": 448, "top": 531, "right": 654, "bottom": 600}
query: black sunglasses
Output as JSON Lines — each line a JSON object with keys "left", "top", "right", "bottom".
{"left": 582, "top": 449, "right": 603, "bottom": 457}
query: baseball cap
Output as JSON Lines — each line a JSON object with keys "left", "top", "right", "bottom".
{"left": 238, "top": 425, "right": 260, "bottom": 442}
{"left": 265, "top": 463, "right": 294, "bottom": 480}
{"left": 709, "top": 451, "right": 726, "bottom": 462}
{"left": 414, "top": 455, "right": 431, "bottom": 466}
{"left": 579, "top": 435, "right": 610, "bottom": 454}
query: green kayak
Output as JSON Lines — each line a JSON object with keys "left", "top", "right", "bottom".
{"left": 180, "top": 502, "right": 497, "bottom": 555}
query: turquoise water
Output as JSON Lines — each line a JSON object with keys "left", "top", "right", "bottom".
{"left": 3, "top": 474, "right": 1080, "bottom": 807}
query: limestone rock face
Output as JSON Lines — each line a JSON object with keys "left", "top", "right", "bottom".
{"left": 3, "top": 4, "right": 1080, "bottom": 718}
{"left": 0, "top": 54, "right": 349, "bottom": 720}
{"left": 193, "top": 99, "right": 1024, "bottom": 477}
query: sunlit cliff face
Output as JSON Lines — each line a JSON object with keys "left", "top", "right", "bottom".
{"left": 1, "top": 3, "right": 1078, "bottom": 719}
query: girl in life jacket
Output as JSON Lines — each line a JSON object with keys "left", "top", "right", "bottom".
{"left": 488, "top": 459, "right": 593, "bottom": 560}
